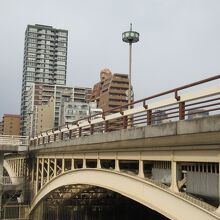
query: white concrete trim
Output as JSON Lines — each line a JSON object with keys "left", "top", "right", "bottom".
{"left": 3, "top": 160, "right": 20, "bottom": 184}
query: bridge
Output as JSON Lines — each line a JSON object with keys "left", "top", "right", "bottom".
{"left": 1, "top": 75, "right": 220, "bottom": 219}
{"left": 0, "top": 135, "right": 29, "bottom": 219}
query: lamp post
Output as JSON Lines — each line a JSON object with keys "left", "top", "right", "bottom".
{"left": 122, "top": 23, "right": 139, "bottom": 110}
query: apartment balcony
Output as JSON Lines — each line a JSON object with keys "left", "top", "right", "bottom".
{"left": 112, "top": 77, "right": 129, "bottom": 83}
{"left": 109, "top": 89, "right": 127, "bottom": 94}
{"left": 108, "top": 100, "right": 128, "bottom": 106}
{"left": 109, "top": 95, "right": 127, "bottom": 100}
{"left": 110, "top": 83, "right": 129, "bottom": 89}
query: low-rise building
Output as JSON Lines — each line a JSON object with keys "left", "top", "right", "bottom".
{"left": 1, "top": 114, "right": 21, "bottom": 135}
{"left": 60, "top": 101, "right": 102, "bottom": 125}
{"left": 0, "top": 121, "right": 3, "bottom": 135}
{"left": 32, "top": 97, "right": 55, "bottom": 136}
{"left": 26, "top": 83, "right": 93, "bottom": 135}
{"left": 187, "top": 109, "right": 209, "bottom": 119}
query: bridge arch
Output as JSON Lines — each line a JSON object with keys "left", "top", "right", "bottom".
{"left": 3, "top": 160, "right": 21, "bottom": 184}
{"left": 30, "top": 169, "right": 219, "bottom": 219}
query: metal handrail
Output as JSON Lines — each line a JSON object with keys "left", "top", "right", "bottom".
{"left": 31, "top": 74, "right": 220, "bottom": 146}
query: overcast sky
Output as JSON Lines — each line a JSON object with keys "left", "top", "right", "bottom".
{"left": 0, "top": 0, "right": 220, "bottom": 117}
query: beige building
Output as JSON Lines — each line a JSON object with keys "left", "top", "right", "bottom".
{"left": 90, "top": 68, "right": 131, "bottom": 114}
{"left": 1, "top": 114, "right": 21, "bottom": 135}
{"left": 32, "top": 97, "right": 55, "bottom": 136}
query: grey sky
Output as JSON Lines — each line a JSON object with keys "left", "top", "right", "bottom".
{"left": 0, "top": 0, "right": 220, "bottom": 117}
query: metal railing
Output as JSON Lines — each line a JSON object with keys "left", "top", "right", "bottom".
{"left": 1, "top": 205, "right": 29, "bottom": 220}
{"left": 30, "top": 74, "right": 220, "bottom": 146}
{"left": 2, "top": 176, "right": 24, "bottom": 185}
{"left": 0, "top": 135, "right": 29, "bottom": 147}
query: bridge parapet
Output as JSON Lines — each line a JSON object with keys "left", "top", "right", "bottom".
{"left": 30, "top": 74, "right": 220, "bottom": 148}
{"left": 0, "top": 135, "right": 29, "bottom": 152}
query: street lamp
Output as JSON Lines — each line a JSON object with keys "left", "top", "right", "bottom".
{"left": 122, "top": 23, "right": 139, "bottom": 109}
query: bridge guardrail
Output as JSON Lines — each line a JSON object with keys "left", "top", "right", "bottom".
{"left": 0, "top": 135, "right": 29, "bottom": 147}
{"left": 1, "top": 205, "right": 29, "bottom": 220}
{"left": 2, "top": 176, "right": 24, "bottom": 185}
{"left": 30, "top": 74, "right": 220, "bottom": 146}
{"left": 0, "top": 135, "right": 29, "bottom": 151}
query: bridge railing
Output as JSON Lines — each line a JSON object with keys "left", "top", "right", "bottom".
{"left": 1, "top": 205, "right": 29, "bottom": 220}
{"left": 0, "top": 135, "right": 29, "bottom": 147}
{"left": 2, "top": 176, "right": 24, "bottom": 185}
{"left": 30, "top": 74, "right": 220, "bottom": 146}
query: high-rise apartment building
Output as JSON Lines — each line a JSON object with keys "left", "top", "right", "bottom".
{"left": 90, "top": 68, "right": 130, "bottom": 114}
{"left": 1, "top": 114, "right": 21, "bottom": 135}
{"left": 20, "top": 24, "right": 68, "bottom": 135}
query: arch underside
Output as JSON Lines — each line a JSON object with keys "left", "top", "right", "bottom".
{"left": 3, "top": 160, "right": 21, "bottom": 184}
{"left": 31, "top": 169, "right": 219, "bottom": 220}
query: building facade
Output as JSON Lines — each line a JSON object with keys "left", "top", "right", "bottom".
{"left": 20, "top": 24, "right": 68, "bottom": 135}
{"left": 90, "top": 68, "right": 130, "bottom": 114}
{"left": 187, "top": 109, "right": 209, "bottom": 119}
{"left": 26, "top": 82, "right": 93, "bottom": 135}
{"left": 26, "top": 83, "right": 73, "bottom": 135}
{"left": 32, "top": 97, "right": 55, "bottom": 136}
{"left": 0, "top": 121, "right": 3, "bottom": 135}
{"left": 1, "top": 114, "right": 21, "bottom": 135}
{"left": 59, "top": 101, "right": 102, "bottom": 125}
{"left": 72, "top": 86, "right": 92, "bottom": 103}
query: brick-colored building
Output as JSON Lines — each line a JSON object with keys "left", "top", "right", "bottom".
{"left": 90, "top": 68, "right": 131, "bottom": 114}
{"left": 0, "top": 121, "right": 3, "bottom": 135}
{"left": 1, "top": 114, "right": 21, "bottom": 135}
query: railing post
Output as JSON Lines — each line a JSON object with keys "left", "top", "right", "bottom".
{"left": 79, "top": 127, "right": 82, "bottom": 137}
{"left": 90, "top": 124, "right": 94, "bottom": 135}
{"left": 123, "top": 116, "right": 128, "bottom": 129}
{"left": 60, "top": 132, "right": 64, "bottom": 141}
{"left": 54, "top": 134, "right": 56, "bottom": 142}
{"left": 105, "top": 121, "right": 109, "bottom": 132}
{"left": 69, "top": 130, "right": 72, "bottom": 139}
{"left": 147, "top": 110, "right": 152, "bottom": 125}
{"left": 179, "top": 102, "right": 185, "bottom": 120}
{"left": 48, "top": 135, "right": 50, "bottom": 143}
{"left": 42, "top": 136, "right": 45, "bottom": 144}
